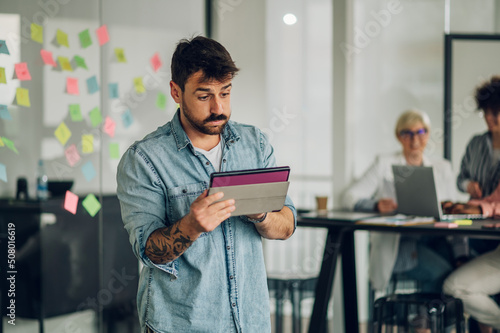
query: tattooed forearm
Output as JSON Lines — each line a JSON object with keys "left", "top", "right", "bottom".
{"left": 145, "top": 223, "right": 194, "bottom": 264}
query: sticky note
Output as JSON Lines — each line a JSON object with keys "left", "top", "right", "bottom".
{"left": 69, "top": 104, "right": 83, "bottom": 121}
{"left": 31, "top": 23, "right": 43, "bottom": 44}
{"left": 109, "top": 143, "right": 120, "bottom": 159}
{"left": 40, "top": 49, "right": 57, "bottom": 67}
{"left": 66, "top": 77, "right": 79, "bottom": 95}
{"left": 58, "top": 56, "right": 73, "bottom": 71}
{"left": 0, "top": 40, "right": 10, "bottom": 55}
{"left": 108, "top": 83, "right": 118, "bottom": 99}
{"left": 0, "top": 105, "right": 12, "bottom": 120}
{"left": 103, "top": 116, "right": 116, "bottom": 138}
{"left": 2, "top": 137, "right": 18, "bottom": 154}
{"left": 15, "top": 63, "right": 32, "bottom": 81}
{"left": 115, "top": 48, "right": 126, "bottom": 62}
{"left": 64, "top": 190, "right": 79, "bottom": 214}
{"left": 79, "top": 29, "right": 92, "bottom": 48}
{"left": 156, "top": 92, "right": 166, "bottom": 109}
{"left": 150, "top": 52, "right": 162, "bottom": 72}
{"left": 434, "top": 222, "right": 458, "bottom": 228}
{"left": 454, "top": 219, "right": 473, "bottom": 226}
{"left": 54, "top": 122, "right": 71, "bottom": 146}
{"left": 65, "top": 144, "right": 80, "bottom": 166}
{"left": 0, "top": 137, "right": 3, "bottom": 147}
{"left": 73, "top": 55, "right": 88, "bottom": 70}
{"left": 0, "top": 163, "right": 6, "bottom": 182}
{"left": 87, "top": 76, "right": 99, "bottom": 94}
{"left": 0, "top": 67, "right": 5, "bottom": 83}
{"left": 96, "top": 25, "right": 109, "bottom": 46}
{"left": 122, "top": 109, "right": 133, "bottom": 128}
{"left": 56, "top": 29, "right": 69, "bottom": 47}
{"left": 82, "top": 193, "right": 101, "bottom": 217}
{"left": 81, "top": 162, "right": 97, "bottom": 182}
{"left": 16, "top": 88, "right": 31, "bottom": 107}
{"left": 82, "top": 134, "right": 94, "bottom": 153}
{"left": 133, "top": 77, "right": 145, "bottom": 93}
{"left": 89, "top": 107, "right": 102, "bottom": 127}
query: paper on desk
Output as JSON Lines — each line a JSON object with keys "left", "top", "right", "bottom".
{"left": 356, "top": 214, "right": 435, "bottom": 226}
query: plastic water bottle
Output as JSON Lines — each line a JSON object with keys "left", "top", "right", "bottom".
{"left": 37, "top": 159, "right": 49, "bottom": 200}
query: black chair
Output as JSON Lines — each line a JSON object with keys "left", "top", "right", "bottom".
{"left": 373, "top": 293, "right": 464, "bottom": 333}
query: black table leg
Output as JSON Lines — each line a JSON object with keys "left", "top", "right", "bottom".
{"left": 308, "top": 227, "right": 344, "bottom": 333}
{"left": 341, "top": 230, "right": 359, "bottom": 333}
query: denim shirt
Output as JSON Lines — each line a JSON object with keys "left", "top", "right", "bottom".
{"left": 116, "top": 110, "right": 296, "bottom": 333}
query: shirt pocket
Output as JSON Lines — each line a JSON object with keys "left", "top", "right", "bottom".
{"left": 167, "top": 182, "right": 208, "bottom": 236}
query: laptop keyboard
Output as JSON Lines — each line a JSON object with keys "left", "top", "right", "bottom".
{"left": 442, "top": 213, "right": 484, "bottom": 220}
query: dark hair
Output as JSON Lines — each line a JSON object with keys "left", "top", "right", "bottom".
{"left": 475, "top": 75, "right": 500, "bottom": 115}
{"left": 171, "top": 36, "right": 239, "bottom": 91}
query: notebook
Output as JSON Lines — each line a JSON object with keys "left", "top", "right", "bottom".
{"left": 208, "top": 166, "right": 290, "bottom": 216}
{"left": 392, "top": 165, "right": 483, "bottom": 221}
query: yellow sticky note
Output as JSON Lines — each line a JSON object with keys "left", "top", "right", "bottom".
{"left": 58, "top": 56, "right": 73, "bottom": 71}
{"left": 133, "top": 77, "right": 145, "bottom": 93}
{"left": 16, "top": 88, "right": 31, "bottom": 107}
{"left": 0, "top": 67, "right": 6, "bottom": 84}
{"left": 115, "top": 48, "right": 127, "bottom": 63}
{"left": 56, "top": 29, "right": 69, "bottom": 47}
{"left": 31, "top": 23, "right": 43, "bottom": 44}
{"left": 454, "top": 219, "right": 473, "bottom": 226}
{"left": 54, "top": 122, "right": 72, "bottom": 146}
{"left": 0, "top": 137, "right": 4, "bottom": 147}
{"left": 82, "top": 134, "right": 94, "bottom": 153}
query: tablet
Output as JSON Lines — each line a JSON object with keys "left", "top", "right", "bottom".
{"left": 208, "top": 166, "right": 290, "bottom": 216}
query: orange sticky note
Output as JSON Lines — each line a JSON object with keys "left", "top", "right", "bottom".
{"left": 65, "top": 144, "right": 80, "bottom": 167}
{"left": 64, "top": 190, "right": 79, "bottom": 214}
{"left": 103, "top": 116, "right": 116, "bottom": 138}
{"left": 67, "top": 77, "right": 79, "bottom": 95}
{"left": 96, "top": 25, "right": 109, "bottom": 46}
{"left": 15, "top": 63, "right": 32, "bottom": 81}
{"left": 40, "top": 49, "right": 57, "bottom": 67}
{"left": 150, "top": 52, "right": 162, "bottom": 72}
{"left": 16, "top": 88, "right": 31, "bottom": 107}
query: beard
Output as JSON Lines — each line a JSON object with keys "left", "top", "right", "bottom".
{"left": 181, "top": 100, "right": 229, "bottom": 135}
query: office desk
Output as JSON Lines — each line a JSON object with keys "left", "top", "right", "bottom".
{"left": 297, "top": 211, "right": 500, "bottom": 333}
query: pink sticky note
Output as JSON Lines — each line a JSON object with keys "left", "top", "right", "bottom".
{"left": 64, "top": 190, "right": 79, "bottom": 215}
{"left": 66, "top": 77, "right": 79, "bottom": 95}
{"left": 65, "top": 144, "right": 81, "bottom": 167}
{"left": 150, "top": 52, "right": 162, "bottom": 72}
{"left": 434, "top": 222, "right": 458, "bottom": 228}
{"left": 40, "top": 49, "right": 57, "bottom": 67}
{"left": 96, "top": 25, "right": 109, "bottom": 46}
{"left": 15, "top": 63, "right": 32, "bottom": 81}
{"left": 103, "top": 116, "right": 116, "bottom": 138}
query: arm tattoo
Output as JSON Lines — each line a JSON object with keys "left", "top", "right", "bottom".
{"left": 145, "top": 223, "right": 193, "bottom": 264}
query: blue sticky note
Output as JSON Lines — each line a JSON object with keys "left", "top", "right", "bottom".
{"left": 81, "top": 161, "right": 96, "bottom": 182}
{"left": 0, "top": 40, "right": 9, "bottom": 55}
{"left": 0, "top": 105, "right": 11, "bottom": 120}
{"left": 108, "top": 83, "right": 119, "bottom": 99}
{"left": 122, "top": 109, "right": 133, "bottom": 128}
{"left": 86, "top": 76, "right": 99, "bottom": 94}
{"left": 0, "top": 163, "right": 6, "bottom": 182}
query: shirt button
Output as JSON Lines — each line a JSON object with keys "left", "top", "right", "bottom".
{"left": 230, "top": 275, "right": 234, "bottom": 279}
{"left": 230, "top": 140, "right": 235, "bottom": 144}
{"left": 223, "top": 159, "right": 226, "bottom": 163}
{"left": 206, "top": 161, "right": 210, "bottom": 166}
{"left": 227, "top": 246, "right": 230, "bottom": 250}
{"left": 182, "top": 189, "right": 187, "bottom": 193}
{"left": 232, "top": 303, "right": 236, "bottom": 307}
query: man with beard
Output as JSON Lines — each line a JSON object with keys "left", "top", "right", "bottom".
{"left": 116, "top": 36, "right": 296, "bottom": 333}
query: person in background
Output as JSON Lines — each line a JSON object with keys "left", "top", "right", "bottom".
{"left": 443, "top": 76, "right": 500, "bottom": 333}
{"left": 341, "top": 109, "right": 460, "bottom": 293}
{"left": 116, "top": 36, "right": 296, "bottom": 333}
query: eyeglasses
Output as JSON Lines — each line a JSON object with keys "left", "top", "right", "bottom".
{"left": 399, "top": 128, "right": 428, "bottom": 140}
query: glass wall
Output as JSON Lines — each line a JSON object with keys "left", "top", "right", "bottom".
{"left": 0, "top": 1, "right": 204, "bottom": 332}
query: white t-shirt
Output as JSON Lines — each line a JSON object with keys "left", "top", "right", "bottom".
{"left": 194, "top": 137, "right": 224, "bottom": 172}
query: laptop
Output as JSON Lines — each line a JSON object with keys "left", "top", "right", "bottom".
{"left": 392, "top": 165, "right": 483, "bottom": 221}
{"left": 208, "top": 166, "right": 290, "bottom": 216}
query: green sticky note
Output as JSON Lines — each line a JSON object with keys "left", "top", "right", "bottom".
{"left": 0, "top": 67, "right": 6, "bottom": 84}
{"left": 56, "top": 29, "right": 69, "bottom": 47}
{"left": 73, "top": 55, "right": 88, "bottom": 70}
{"left": 156, "top": 92, "right": 166, "bottom": 109}
{"left": 31, "top": 23, "right": 43, "bottom": 44}
{"left": 82, "top": 194, "right": 101, "bottom": 217}
{"left": 89, "top": 107, "right": 102, "bottom": 127}
{"left": 69, "top": 104, "right": 83, "bottom": 121}
{"left": 2, "top": 137, "right": 18, "bottom": 154}
{"left": 79, "top": 29, "right": 92, "bottom": 48}
{"left": 109, "top": 143, "right": 120, "bottom": 159}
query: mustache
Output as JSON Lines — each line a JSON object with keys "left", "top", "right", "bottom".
{"left": 204, "top": 114, "right": 228, "bottom": 123}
